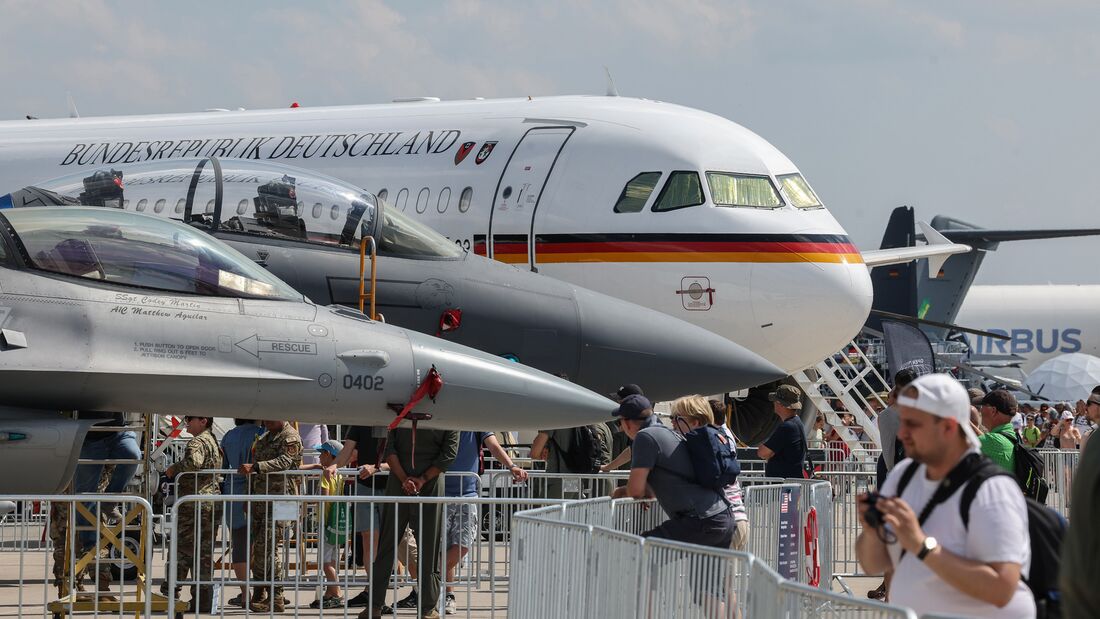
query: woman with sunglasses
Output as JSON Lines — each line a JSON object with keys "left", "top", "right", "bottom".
{"left": 164, "top": 416, "right": 222, "bottom": 611}
{"left": 671, "top": 396, "right": 750, "bottom": 551}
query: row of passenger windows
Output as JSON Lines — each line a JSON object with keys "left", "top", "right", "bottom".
{"left": 376, "top": 186, "right": 473, "bottom": 214}
{"left": 613, "top": 170, "right": 822, "bottom": 213}
{"left": 119, "top": 186, "right": 476, "bottom": 219}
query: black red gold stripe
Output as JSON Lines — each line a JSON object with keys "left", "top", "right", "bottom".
{"left": 474, "top": 233, "right": 863, "bottom": 265}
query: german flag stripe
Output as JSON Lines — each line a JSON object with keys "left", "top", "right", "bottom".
{"left": 472, "top": 233, "right": 863, "bottom": 264}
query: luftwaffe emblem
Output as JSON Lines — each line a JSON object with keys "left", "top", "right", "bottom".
{"left": 454, "top": 141, "right": 475, "bottom": 165}
{"left": 475, "top": 141, "right": 497, "bottom": 165}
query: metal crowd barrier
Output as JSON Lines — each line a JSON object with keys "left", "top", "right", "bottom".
{"left": 1038, "top": 449, "right": 1079, "bottom": 518}
{"left": 743, "top": 478, "right": 834, "bottom": 589}
{"left": 0, "top": 495, "right": 159, "bottom": 618}
{"left": 510, "top": 496, "right": 917, "bottom": 619}
{"left": 164, "top": 493, "right": 564, "bottom": 618}
{"left": 815, "top": 470, "right": 878, "bottom": 578}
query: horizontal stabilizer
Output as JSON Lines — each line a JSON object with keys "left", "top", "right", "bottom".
{"left": 863, "top": 220, "right": 970, "bottom": 269}
{"left": 920, "top": 227, "right": 1100, "bottom": 246}
{"left": 954, "top": 363, "right": 1047, "bottom": 400}
{"left": 869, "top": 309, "right": 1009, "bottom": 340}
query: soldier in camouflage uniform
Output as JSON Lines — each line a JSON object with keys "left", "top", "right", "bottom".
{"left": 50, "top": 465, "right": 114, "bottom": 597}
{"left": 165, "top": 416, "right": 222, "bottom": 611}
{"left": 238, "top": 420, "right": 302, "bottom": 613}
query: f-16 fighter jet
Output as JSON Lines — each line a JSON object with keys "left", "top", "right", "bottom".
{"left": 0, "top": 206, "right": 618, "bottom": 492}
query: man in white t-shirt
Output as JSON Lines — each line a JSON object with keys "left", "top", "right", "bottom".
{"left": 855, "top": 373, "right": 1035, "bottom": 618}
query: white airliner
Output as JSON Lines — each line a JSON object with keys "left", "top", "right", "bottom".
{"left": 958, "top": 284, "right": 1099, "bottom": 373}
{"left": 0, "top": 95, "right": 965, "bottom": 374}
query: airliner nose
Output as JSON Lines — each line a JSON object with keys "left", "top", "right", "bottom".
{"left": 405, "top": 331, "right": 616, "bottom": 430}
{"left": 570, "top": 287, "right": 786, "bottom": 401}
{"left": 750, "top": 258, "right": 873, "bottom": 373}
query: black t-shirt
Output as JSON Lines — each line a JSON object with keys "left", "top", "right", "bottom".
{"left": 345, "top": 426, "right": 387, "bottom": 491}
{"left": 763, "top": 416, "right": 806, "bottom": 479}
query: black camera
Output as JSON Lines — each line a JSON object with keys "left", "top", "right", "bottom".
{"left": 863, "top": 492, "right": 884, "bottom": 528}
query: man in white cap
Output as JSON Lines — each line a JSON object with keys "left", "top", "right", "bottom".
{"left": 855, "top": 373, "right": 1034, "bottom": 617}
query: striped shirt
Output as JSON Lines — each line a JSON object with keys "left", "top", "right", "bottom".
{"left": 719, "top": 425, "right": 748, "bottom": 523}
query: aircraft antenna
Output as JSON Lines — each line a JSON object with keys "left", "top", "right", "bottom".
{"left": 604, "top": 66, "right": 619, "bottom": 97}
{"left": 66, "top": 92, "right": 79, "bottom": 118}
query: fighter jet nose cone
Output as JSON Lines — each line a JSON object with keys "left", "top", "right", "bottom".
{"left": 405, "top": 332, "right": 616, "bottom": 431}
{"left": 570, "top": 287, "right": 787, "bottom": 401}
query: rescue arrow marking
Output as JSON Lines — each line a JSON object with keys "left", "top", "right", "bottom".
{"left": 236, "top": 335, "right": 317, "bottom": 358}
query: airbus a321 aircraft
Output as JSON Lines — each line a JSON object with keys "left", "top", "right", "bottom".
{"left": 4, "top": 158, "right": 784, "bottom": 400}
{"left": 0, "top": 206, "right": 615, "bottom": 493}
{"left": 0, "top": 95, "right": 966, "bottom": 376}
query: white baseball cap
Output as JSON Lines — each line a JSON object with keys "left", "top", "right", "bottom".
{"left": 1061, "top": 411, "right": 1074, "bottom": 421}
{"left": 896, "top": 373, "right": 981, "bottom": 449}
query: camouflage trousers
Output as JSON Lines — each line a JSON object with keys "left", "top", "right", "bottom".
{"left": 250, "top": 506, "right": 289, "bottom": 596}
{"left": 174, "top": 500, "right": 221, "bottom": 583}
{"left": 50, "top": 466, "right": 114, "bottom": 591}
{"left": 49, "top": 502, "right": 111, "bottom": 588}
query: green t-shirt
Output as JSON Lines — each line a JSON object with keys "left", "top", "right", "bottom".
{"left": 979, "top": 423, "right": 1016, "bottom": 472}
{"left": 1022, "top": 425, "right": 1041, "bottom": 448}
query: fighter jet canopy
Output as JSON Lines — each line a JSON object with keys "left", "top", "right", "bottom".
{"left": 4, "top": 157, "right": 462, "bottom": 260}
{"left": 0, "top": 207, "right": 303, "bottom": 301}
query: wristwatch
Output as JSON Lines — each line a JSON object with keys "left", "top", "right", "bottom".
{"left": 917, "top": 536, "right": 938, "bottom": 561}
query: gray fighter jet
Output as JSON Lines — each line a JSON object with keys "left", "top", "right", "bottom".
{"left": 0, "top": 206, "right": 618, "bottom": 492}
{"left": 4, "top": 158, "right": 784, "bottom": 400}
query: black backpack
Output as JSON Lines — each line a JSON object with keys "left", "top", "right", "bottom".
{"left": 999, "top": 429, "right": 1050, "bottom": 504}
{"left": 896, "top": 455, "right": 1064, "bottom": 618}
{"left": 554, "top": 425, "right": 604, "bottom": 474}
{"left": 683, "top": 425, "right": 741, "bottom": 489}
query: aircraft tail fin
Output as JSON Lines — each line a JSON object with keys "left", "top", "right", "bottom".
{"left": 66, "top": 92, "right": 79, "bottom": 119}
{"left": 604, "top": 67, "right": 619, "bottom": 97}
{"left": 867, "top": 206, "right": 918, "bottom": 331}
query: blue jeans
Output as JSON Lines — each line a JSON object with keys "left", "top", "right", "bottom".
{"left": 74, "top": 432, "right": 141, "bottom": 546}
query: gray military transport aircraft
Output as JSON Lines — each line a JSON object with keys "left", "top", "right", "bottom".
{"left": 0, "top": 206, "right": 621, "bottom": 493}
{"left": 2, "top": 158, "right": 785, "bottom": 400}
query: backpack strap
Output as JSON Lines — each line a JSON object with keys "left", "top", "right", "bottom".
{"left": 894, "top": 458, "right": 921, "bottom": 496}
{"left": 649, "top": 425, "right": 730, "bottom": 508}
{"left": 958, "top": 461, "right": 1015, "bottom": 529}
{"left": 897, "top": 453, "right": 984, "bottom": 561}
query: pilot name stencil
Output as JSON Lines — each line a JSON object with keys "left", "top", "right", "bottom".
{"left": 112, "top": 293, "right": 204, "bottom": 310}
{"left": 109, "top": 305, "right": 209, "bottom": 321}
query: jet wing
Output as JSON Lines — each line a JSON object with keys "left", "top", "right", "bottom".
{"left": 861, "top": 222, "right": 971, "bottom": 274}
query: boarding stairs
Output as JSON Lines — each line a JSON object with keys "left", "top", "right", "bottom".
{"left": 794, "top": 341, "right": 889, "bottom": 460}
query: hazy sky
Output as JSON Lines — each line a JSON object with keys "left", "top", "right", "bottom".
{"left": 1, "top": 0, "right": 1096, "bottom": 285}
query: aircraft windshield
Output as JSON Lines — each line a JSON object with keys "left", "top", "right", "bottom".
{"left": 706, "top": 172, "right": 784, "bottom": 209}
{"left": 5, "top": 158, "right": 462, "bottom": 259}
{"left": 2, "top": 207, "right": 303, "bottom": 301}
{"left": 9, "top": 159, "right": 381, "bottom": 248}
{"left": 777, "top": 173, "right": 822, "bottom": 208}
{"left": 377, "top": 204, "right": 463, "bottom": 259}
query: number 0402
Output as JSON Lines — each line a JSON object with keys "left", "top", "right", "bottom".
{"left": 343, "top": 375, "right": 384, "bottom": 390}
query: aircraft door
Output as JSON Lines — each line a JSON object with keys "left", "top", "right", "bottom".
{"left": 487, "top": 126, "right": 574, "bottom": 270}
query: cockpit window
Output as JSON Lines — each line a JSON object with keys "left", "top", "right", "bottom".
{"left": 777, "top": 173, "right": 822, "bottom": 209}
{"left": 652, "top": 171, "right": 704, "bottom": 212}
{"left": 3, "top": 207, "right": 302, "bottom": 301}
{"left": 377, "top": 205, "right": 463, "bottom": 259}
{"left": 613, "top": 172, "right": 662, "bottom": 213}
{"left": 706, "top": 172, "right": 783, "bottom": 208}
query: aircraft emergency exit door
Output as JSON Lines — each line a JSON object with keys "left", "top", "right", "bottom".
{"left": 487, "top": 126, "right": 574, "bottom": 270}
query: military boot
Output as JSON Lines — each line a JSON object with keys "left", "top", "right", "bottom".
{"left": 190, "top": 585, "right": 215, "bottom": 613}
